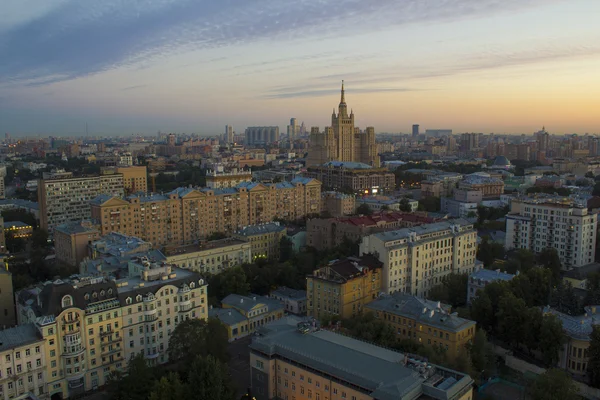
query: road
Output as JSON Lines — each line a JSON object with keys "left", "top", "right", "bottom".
{"left": 227, "top": 336, "right": 253, "bottom": 398}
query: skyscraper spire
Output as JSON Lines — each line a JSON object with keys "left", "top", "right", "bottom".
{"left": 340, "top": 80, "right": 346, "bottom": 105}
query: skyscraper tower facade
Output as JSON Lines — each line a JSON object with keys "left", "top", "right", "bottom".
{"left": 225, "top": 125, "right": 234, "bottom": 144}
{"left": 307, "top": 82, "right": 379, "bottom": 167}
{"left": 287, "top": 118, "right": 299, "bottom": 144}
{"left": 412, "top": 124, "right": 419, "bottom": 138}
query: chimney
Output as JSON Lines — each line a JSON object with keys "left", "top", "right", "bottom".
{"left": 240, "top": 298, "right": 244, "bottom": 304}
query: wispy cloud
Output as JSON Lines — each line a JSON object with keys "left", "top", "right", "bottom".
{"left": 121, "top": 84, "right": 148, "bottom": 91}
{"left": 0, "top": 0, "right": 565, "bottom": 86}
{"left": 263, "top": 87, "right": 422, "bottom": 99}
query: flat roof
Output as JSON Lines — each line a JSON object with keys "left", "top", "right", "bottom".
{"left": 3, "top": 221, "right": 32, "bottom": 228}
{"left": 165, "top": 238, "right": 248, "bottom": 256}
{"left": 371, "top": 219, "right": 473, "bottom": 243}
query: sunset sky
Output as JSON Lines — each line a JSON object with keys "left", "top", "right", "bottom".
{"left": 1, "top": 0, "right": 600, "bottom": 136}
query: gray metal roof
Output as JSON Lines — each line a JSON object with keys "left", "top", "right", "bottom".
{"left": 270, "top": 286, "right": 307, "bottom": 301}
{"left": 470, "top": 269, "right": 515, "bottom": 283}
{"left": 365, "top": 293, "right": 475, "bottom": 333}
{"left": 209, "top": 307, "right": 247, "bottom": 326}
{"left": 0, "top": 324, "right": 43, "bottom": 352}
{"left": 371, "top": 219, "right": 473, "bottom": 243}
{"left": 235, "top": 223, "right": 286, "bottom": 236}
{"left": 221, "top": 293, "right": 284, "bottom": 314}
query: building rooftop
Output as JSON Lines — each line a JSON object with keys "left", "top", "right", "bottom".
{"left": 0, "top": 324, "right": 43, "bottom": 352}
{"left": 165, "top": 238, "right": 248, "bottom": 256}
{"left": 366, "top": 293, "right": 475, "bottom": 333}
{"left": 89, "top": 194, "right": 115, "bottom": 206}
{"left": 54, "top": 221, "right": 98, "bottom": 235}
{"left": 492, "top": 156, "right": 512, "bottom": 167}
{"left": 334, "top": 211, "right": 438, "bottom": 227}
{"left": 209, "top": 306, "right": 247, "bottom": 326}
{"left": 221, "top": 293, "right": 284, "bottom": 314}
{"left": 250, "top": 317, "right": 473, "bottom": 400}
{"left": 562, "top": 263, "right": 600, "bottom": 280}
{"left": 270, "top": 286, "right": 307, "bottom": 301}
{"left": 0, "top": 199, "right": 39, "bottom": 210}
{"left": 3, "top": 221, "right": 32, "bottom": 228}
{"left": 371, "top": 219, "right": 473, "bottom": 243}
{"left": 544, "top": 305, "right": 600, "bottom": 340}
{"left": 235, "top": 222, "right": 286, "bottom": 237}
{"left": 470, "top": 268, "right": 515, "bottom": 283}
{"left": 322, "top": 161, "right": 373, "bottom": 170}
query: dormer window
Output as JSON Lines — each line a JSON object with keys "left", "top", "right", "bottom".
{"left": 136, "top": 295, "right": 142, "bottom": 302}
{"left": 126, "top": 297, "right": 132, "bottom": 305}
{"left": 100, "top": 290, "right": 105, "bottom": 297}
{"left": 92, "top": 292, "right": 98, "bottom": 299}
{"left": 190, "top": 282, "right": 196, "bottom": 289}
{"left": 84, "top": 294, "right": 90, "bottom": 301}
{"left": 62, "top": 295, "right": 73, "bottom": 308}
{"left": 108, "top": 289, "right": 113, "bottom": 295}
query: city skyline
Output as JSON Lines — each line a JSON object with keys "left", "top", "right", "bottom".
{"left": 1, "top": 0, "right": 600, "bottom": 136}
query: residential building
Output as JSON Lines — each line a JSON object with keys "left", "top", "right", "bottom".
{"left": 234, "top": 223, "right": 287, "bottom": 261}
{"left": 356, "top": 196, "right": 400, "bottom": 211}
{"left": 0, "top": 176, "right": 5, "bottom": 200}
{"left": 206, "top": 168, "right": 252, "bottom": 189}
{"left": 304, "top": 161, "right": 394, "bottom": 194}
{"left": 307, "top": 212, "right": 440, "bottom": 251}
{"left": 163, "top": 238, "right": 251, "bottom": 274}
{"left": 0, "top": 324, "right": 46, "bottom": 399}
{"left": 269, "top": 287, "right": 307, "bottom": 315}
{"left": 321, "top": 191, "right": 355, "bottom": 217}
{"left": 306, "top": 82, "right": 379, "bottom": 167}
{"left": 115, "top": 166, "right": 148, "bottom": 194}
{"left": 440, "top": 198, "right": 478, "bottom": 219}
{"left": 544, "top": 305, "right": 598, "bottom": 377}
{"left": 2, "top": 221, "right": 33, "bottom": 239}
{"left": 0, "top": 200, "right": 39, "bottom": 220}
{"left": 0, "top": 267, "right": 16, "bottom": 327}
{"left": 467, "top": 269, "right": 515, "bottom": 304}
{"left": 38, "top": 170, "right": 125, "bottom": 232}
{"left": 245, "top": 127, "right": 279, "bottom": 146}
{"left": 248, "top": 317, "right": 474, "bottom": 400}
{"left": 420, "top": 174, "right": 462, "bottom": 198}
{"left": 458, "top": 173, "right": 504, "bottom": 198}
{"left": 90, "top": 178, "right": 321, "bottom": 248}
{"left": 505, "top": 195, "right": 597, "bottom": 269}
{"left": 209, "top": 294, "right": 284, "bottom": 341}
{"left": 366, "top": 293, "right": 476, "bottom": 361}
{"left": 360, "top": 219, "right": 480, "bottom": 297}
{"left": 562, "top": 262, "right": 600, "bottom": 290}
{"left": 16, "top": 264, "right": 207, "bottom": 398}
{"left": 53, "top": 221, "right": 101, "bottom": 267}
{"left": 306, "top": 255, "right": 382, "bottom": 321}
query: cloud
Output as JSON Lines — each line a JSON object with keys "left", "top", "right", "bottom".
{"left": 121, "top": 84, "right": 148, "bottom": 91}
{"left": 0, "top": 0, "right": 565, "bottom": 86}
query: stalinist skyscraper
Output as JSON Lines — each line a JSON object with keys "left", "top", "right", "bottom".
{"left": 306, "top": 82, "right": 379, "bottom": 167}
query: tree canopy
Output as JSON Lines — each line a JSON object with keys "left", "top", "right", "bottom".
{"left": 167, "top": 318, "right": 230, "bottom": 367}
{"left": 528, "top": 369, "right": 579, "bottom": 400}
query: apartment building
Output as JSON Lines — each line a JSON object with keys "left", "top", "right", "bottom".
{"left": 115, "top": 166, "right": 148, "bottom": 194}
{"left": 307, "top": 255, "right": 382, "bottom": 321}
{"left": 249, "top": 317, "right": 474, "bottom": 400}
{"left": 39, "top": 170, "right": 125, "bottom": 232}
{"left": 209, "top": 294, "right": 284, "bottom": 341}
{"left": 0, "top": 324, "right": 46, "bottom": 399}
{"left": 320, "top": 191, "right": 356, "bottom": 217}
{"left": 90, "top": 178, "right": 321, "bottom": 248}
{"left": 54, "top": 221, "right": 101, "bottom": 267}
{"left": 205, "top": 168, "right": 252, "bottom": 189}
{"left": 234, "top": 223, "right": 287, "bottom": 261}
{"left": 505, "top": 195, "right": 597, "bottom": 269}
{"left": 307, "top": 212, "right": 440, "bottom": 251}
{"left": 366, "top": 293, "right": 476, "bottom": 361}
{"left": 0, "top": 267, "right": 16, "bottom": 328}
{"left": 164, "top": 238, "right": 251, "bottom": 274}
{"left": 270, "top": 287, "right": 307, "bottom": 315}
{"left": 359, "top": 220, "right": 479, "bottom": 297}
{"left": 467, "top": 269, "right": 515, "bottom": 304}
{"left": 16, "top": 264, "right": 207, "bottom": 399}
{"left": 457, "top": 173, "right": 504, "bottom": 198}
{"left": 304, "top": 161, "right": 395, "bottom": 194}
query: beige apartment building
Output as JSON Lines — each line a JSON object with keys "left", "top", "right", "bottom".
{"left": 39, "top": 170, "right": 125, "bottom": 232}
{"left": 249, "top": 317, "right": 474, "bottom": 400}
{"left": 16, "top": 264, "right": 207, "bottom": 399}
{"left": 307, "top": 212, "right": 441, "bottom": 251}
{"left": 164, "top": 238, "right": 251, "bottom": 274}
{"left": 233, "top": 223, "right": 287, "bottom": 261}
{"left": 304, "top": 162, "right": 395, "bottom": 194}
{"left": 54, "top": 221, "right": 101, "bottom": 267}
{"left": 320, "top": 191, "right": 355, "bottom": 217}
{"left": 91, "top": 178, "right": 320, "bottom": 248}
{"left": 115, "top": 166, "right": 148, "bottom": 194}
{"left": 205, "top": 168, "right": 252, "bottom": 189}
{"left": 360, "top": 219, "right": 480, "bottom": 297}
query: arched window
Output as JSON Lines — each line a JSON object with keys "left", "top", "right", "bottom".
{"left": 126, "top": 297, "right": 132, "bottom": 305}
{"left": 84, "top": 294, "right": 90, "bottom": 301}
{"left": 108, "top": 289, "right": 113, "bottom": 295}
{"left": 61, "top": 295, "right": 73, "bottom": 308}
{"left": 100, "top": 290, "right": 105, "bottom": 297}
{"left": 190, "top": 282, "right": 196, "bottom": 289}
{"left": 136, "top": 295, "right": 142, "bottom": 302}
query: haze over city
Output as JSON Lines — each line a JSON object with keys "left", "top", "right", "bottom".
{"left": 2, "top": 0, "right": 600, "bottom": 135}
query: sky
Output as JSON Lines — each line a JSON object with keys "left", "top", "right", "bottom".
{"left": 1, "top": 0, "right": 600, "bottom": 136}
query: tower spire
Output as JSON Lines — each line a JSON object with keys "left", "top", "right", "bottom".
{"left": 340, "top": 80, "right": 346, "bottom": 105}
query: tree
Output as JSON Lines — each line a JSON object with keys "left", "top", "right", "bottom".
{"left": 279, "top": 236, "right": 294, "bottom": 263}
{"left": 208, "top": 266, "right": 250, "bottom": 301}
{"left": 586, "top": 171, "right": 595, "bottom": 179}
{"left": 342, "top": 312, "right": 397, "bottom": 348}
{"left": 356, "top": 203, "right": 372, "bottom": 215}
{"left": 207, "top": 232, "right": 228, "bottom": 241}
{"left": 470, "top": 292, "right": 494, "bottom": 332}
{"left": 107, "top": 354, "right": 155, "bottom": 400}
{"left": 167, "top": 318, "right": 230, "bottom": 366}
{"left": 477, "top": 236, "right": 505, "bottom": 267}
{"left": 589, "top": 325, "right": 600, "bottom": 388}
{"left": 467, "top": 329, "right": 495, "bottom": 381}
{"left": 31, "top": 229, "right": 50, "bottom": 249}
{"left": 539, "top": 315, "right": 564, "bottom": 367}
{"left": 399, "top": 198, "right": 412, "bottom": 212}
{"left": 428, "top": 273, "right": 468, "bottom": 308}
{"left": 496, "top": 292, "right": 528, "bottom": 349}
{"left": 537, "top": 248, "right": 562, "bottom": 285}
{"left": 418, "top": 196, "right": 441, "bottom": 212}
{"left": 528, "top": 369, "right": 579, "bottom": 400}
{"left": 186, "top": 355, "right": 237, "bottom": 400}
{"left": 149, "top": 373, "right": 186, "bottom": 400}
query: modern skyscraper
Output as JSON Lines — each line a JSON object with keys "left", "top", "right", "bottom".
{"left": 306, "top": 82, "right": 378, "bottom": 167}
{"left": 225, "top": 125, "right": 234, "bottom": 144}
{"left": 412, "top": 124, "right": 419, "bottom": 137}
{"left": 245, "top": 126, "right": 280, "bottom": 146}
{"left": 287, "top": 118, "right": 299, "bottom": 146}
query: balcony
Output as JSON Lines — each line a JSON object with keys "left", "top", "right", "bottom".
{"left": 63, "top": 344, "right": 85, "bottom": 356}
{"left": 144, "top": 307, "right": 158, "bottom": 316}
{"left": 145, "top": 314, "right": 158, "bottom": 322}
{"left": 179, "top": 304, "right": 192, "bottom": 312}
{"left": 101, "top": 347, "right": 122, "bottom": 357}
{"left": 99, "top": 329, "right": 115, "bottom": 337}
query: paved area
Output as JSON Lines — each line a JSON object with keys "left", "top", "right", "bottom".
{"left": 480, "top": 382, "right": 527, "bottom": 400}
{"left": 228, "top": 336, "right": 252, "bottom": 397}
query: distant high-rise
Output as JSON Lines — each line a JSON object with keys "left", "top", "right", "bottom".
{"left": 412, "top": 124, "right": 419, "bottom": 137}
{"left": 535, "top": 127, "right": 549, "bottom": 152}
{"left": 225, "top": 125, "right": 234, "bottom": 144}
{"left": 287, "top": 118, "right": 299, "bottom": 145}
{"left": 306, "top": 81, "right": 379, "bottom": 167}
{"left": 167, "top": 133, "right": 176, "bottom": 146}
{"left": 245, "top": 126, "right": 279, "bottom": 146}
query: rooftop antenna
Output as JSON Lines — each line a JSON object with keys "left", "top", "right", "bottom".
{"left": 86, "top": 122, "right": 88, "bottom": 136}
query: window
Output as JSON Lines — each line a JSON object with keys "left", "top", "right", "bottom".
{"left": 25, "top": 349, "right": 30, "bottom": 356}
{"left": 15, "top": 352, "right": 20, "bottom": 359}
{"left": 61, "top": 295, "right": 73, "bottom": 308}
{"left": 255, "top": 360, "right": 264, "bottom": 369}
{"left": 50, "top": 350, "right": 55, "bottom": 357}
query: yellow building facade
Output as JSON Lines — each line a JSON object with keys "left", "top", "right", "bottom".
{"left": 307, "top": 255, "right": 383, "bottom": 321}
{"left": 366, "top": 293, "right": 476, "bottom": 362}
{"left": 233, "top": 223, "right": 287, "bottom": 261}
